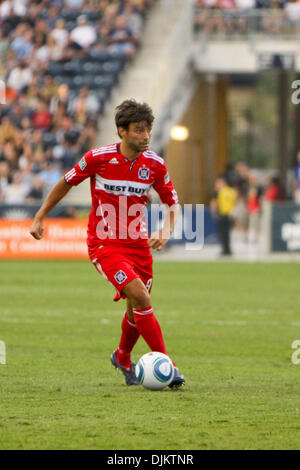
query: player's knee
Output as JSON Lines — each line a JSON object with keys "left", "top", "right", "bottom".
{"left": 123, "top": 279, "right": 151, "bottom": 309}
{"left": 128, "top": 288, "right": 151, "bottom": 309}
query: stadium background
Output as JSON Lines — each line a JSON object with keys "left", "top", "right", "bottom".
{"left": 1, "top": 0, "right": 300, "bottom": 258}
{"left": 1, "top": 0, "right": 300, "bottom": 451}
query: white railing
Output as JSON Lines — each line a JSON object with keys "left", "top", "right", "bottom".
{"left": 194, "top": 9, "right": 300, "bottom": 38}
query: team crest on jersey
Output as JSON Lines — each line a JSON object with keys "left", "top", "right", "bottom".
{"left": 114, "top": 270, "right": 127, "bottom": 284}
{"left": 138, "top": 167, "right": 150, "bottom": 180}
{"left": 79, "top": 157, "right": 87, "bottom": 171}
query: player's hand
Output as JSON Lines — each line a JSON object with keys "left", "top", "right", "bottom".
{"left": 148, "top": 230, "right": 170, "bottom": 251}
{"left": 29, "top": 217, "right": 45, "bottom": 240}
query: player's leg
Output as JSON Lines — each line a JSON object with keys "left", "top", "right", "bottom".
{"left": 122, "top": 278, "right": 168, "bottom": 356}
{"left": 116, "top": 298, "right": 140, "bottom": 370}
{"left": 126, "top": 297, "right": 134, "bottom": 323}
{"left": 123, "top": 278, "right": 185, "bottom": 388}
{"left": 92, "top": 246, "right": 184, "bottom": 386}
{"left": 110, "top": 296, "right": 140, "bottom": 385}
{"left": 92, "top": 250, "right": 140, "bottom": 384}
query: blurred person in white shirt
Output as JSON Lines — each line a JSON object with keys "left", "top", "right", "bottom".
{"left": 3, "top": 171, "right": 30, "bottom": 204}
{"left": 0, "top": 0, "right": 27, "bottom": 18}
{"left": 51, "top": 19, "right": 69, "bottom": 49}
{"left": 7, "top": 61, "right": 32, "bottom": 92}
{"left": 0, "top": 161, "right": 12, "bottom": 201}
{"left": 70, "top": 15, "right": 97, "bottom": 50}
{"left": 65, "top": 0, "right": 84, "bottom": 8}
{"left": 234, "top": 0, "right": 255, "bottom": 9}
{"left": 285, "top": 0, "right": 300, "bottom": 31}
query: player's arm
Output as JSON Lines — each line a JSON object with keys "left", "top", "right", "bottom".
{"left": 30, "top": 150, "right": 95, "bottom": 240}
{"left": 148, "top": 203, "right": 180, "bottom": 251}
{"left": 30, "top": 177, "right": 72, "bottom": 240}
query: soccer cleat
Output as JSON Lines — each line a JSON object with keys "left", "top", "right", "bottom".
{"left": 168, "top": 367, "right": 185, "bottom": 389}
{"left": 110, "top": 350, "right": 139, "bottom": 386}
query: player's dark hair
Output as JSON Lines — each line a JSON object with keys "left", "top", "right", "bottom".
{"left": 115, "top": 99, "right": 154, "bottom": 137}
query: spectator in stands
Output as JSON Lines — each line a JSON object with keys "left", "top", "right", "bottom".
{"left": 1, "top": 141, "right": 18, "bottom": 171}
{"left": 232, "top": 0, "right": 256, "bottom": 34}
{"left": 120, "top": 0, "right": 144, "bottom": 36}
{"left": 39, "top": 161, "right": 62, "bottom": 194}
{"left": 18, "top": 139, "right": 34, "bottom": 173}
{"left": 46, "top": 34, "right": 66, "bottom": 62}
{"left": 0, "top": 117, "right": 17, "bottom": 143}
{"left": 133, "top": 0, "right": 152, "bottom": 19}
{"left": 235, "top": 0, "right": 256, "bottom": 10}
{"left": 261, "top": 0, "right": 286, "bottom": 35}
{"left": 26, "top": 174, "right": 44, "bottom": 203}
{"left": 65, "top": 0, "right": 85, "bottom": 8}
{"left": 194, "top": 0, "right": 226, "bottom": 35}
{"left": 101, "top": 3, "right": 120, "bottom": 30}
{"left": 76, "top": 119, "right": 98, "bottom": 154}
{"left": 70, "top": 86, "right": 100, "bottom": 125}
{"left": 32, "top": 34, "right": 48, "bottom": 67}
{"left": 11, "top": 27, "right": 34, "bottom": 60}
{"left": 49, "top": 83, "right": 70, "bottom": 116}
{"left": 0, "top": 160, "right": 12, "bottom": 201}
{"left": 1, "top": 5, "right": 22, "bottom": 36}
{"left": 20, "top": 116, "right": 33, "bottom": 140}
{"left": 46, "top": 5, "right": 61, "bottom": 30}
{"left": 31, "top": 148, "right": 45, "bottom": 175}
{"left": 0, "top": 0, "right": 27, "bottom": 18}
{"left": 7, "top": 60, "right": 32, "bottom": 92}
{"left": 59, "top": 139, "right": 78, "bottom": 171}
{"left": 285, "top": 0, "right": 300, "bottom": 32}
{"left": 54, "top": 115, "right": 80, "bottom": 147}
{"left": 0, "top": 28, "right": 9, "bottom": 57}
{"left": 32, "top": 100, "right": 52, "bottom": 131}
{"left": 2, "top": 171, "right": 30, "bottom": 204}
{"left": 107, "top": 15, "right": 138, "bottom": 59}
{"left": 256, "top": 0, "right": 284, "bottom": 7}
{"left": 0, "top": 0, "right": 155, "bottom": 205}
{"left": 51, "top": 19, "right": 69, "bottom": 50}
{"left": 194, "top": 0, "right": 291, "bottom": 35}
{"left": 8, "top": 102, "right": 26, "bottom": 127}
{"left": 31, "top": 129, "right": 49, "bottom": 160}
{"left": 70, "top": 14, "right": 97, "bottom": 50}
{"left": 24, "top": 83, "right": 40, "bottom": 110}
{"left": 40, "top": 75, "right": 59, "bottom": 102}
{"left": 52, "top": 102, "right": 67, "bottom": 131}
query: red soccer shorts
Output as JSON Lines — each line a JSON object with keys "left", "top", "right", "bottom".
{"left": 91, "top": 244, "right": 153, "bottom": 301}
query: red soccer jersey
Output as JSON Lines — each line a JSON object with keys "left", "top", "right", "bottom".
{"left": 64, "top": 143, "right": 178, "bottom": 258}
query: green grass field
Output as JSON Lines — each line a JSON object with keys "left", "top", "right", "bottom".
{"left": 1, "top": 260, "right": 300, "bottom": 450}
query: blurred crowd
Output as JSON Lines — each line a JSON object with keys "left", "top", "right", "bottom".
{"left": 210, "top": 158, "right": 300, "bottom": 254}
{"left": 0, "top": 0, "right": 155, "bottom": 204}
{"left": 194, "top": 0, "right": 300, "bottom": 34}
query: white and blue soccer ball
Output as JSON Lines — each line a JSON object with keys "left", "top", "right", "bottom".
{"left": 135, "top": 352, "right": 174, "bottom": 390}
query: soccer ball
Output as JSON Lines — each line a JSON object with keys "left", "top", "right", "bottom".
{"left": 135, "top": 352, "right": 174, "bottom": 390}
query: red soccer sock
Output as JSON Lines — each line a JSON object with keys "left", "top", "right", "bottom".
{"left": 132, "top": 306, "right": 169, "bottom": 357}
{"left": 116, "top": 312, "right": 140, "bottom": 370}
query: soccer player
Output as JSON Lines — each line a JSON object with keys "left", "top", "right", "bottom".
{"left": 30, "top": 99, "right": 185, "bottom": 388}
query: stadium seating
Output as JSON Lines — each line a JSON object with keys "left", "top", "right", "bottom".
{"left": 0, "top": 0, "right": 156, "bottom": 204}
